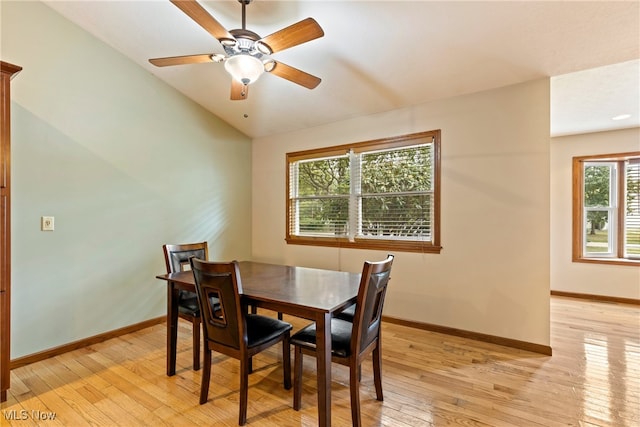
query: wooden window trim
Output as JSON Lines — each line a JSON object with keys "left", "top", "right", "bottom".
{"left": 286, "top": 130, "right": 442, "bottom": 254}
{"left": 572, "top": 151, "right": 640, "bottom": 266}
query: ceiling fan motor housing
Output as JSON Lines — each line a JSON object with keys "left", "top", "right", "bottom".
{"left": 225, "top": 29, "right": 264, "bottom": 58}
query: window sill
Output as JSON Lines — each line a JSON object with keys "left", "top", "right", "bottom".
{"left": 286, "top": 236, "right": 442, "bottom": 254}
{"left": 573, "top": 257, "right": 640, "bottom": 267}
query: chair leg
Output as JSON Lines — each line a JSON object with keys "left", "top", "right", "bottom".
{"left": 193, "top": 318, "right": 201, "bottom": 371}
{"left": 239, "top": 359, "right": 250, "bottom": 426}
{"left": 282, "top": 334, "right": 291, "bottom": 390}
{"left": 277, "top": 312, "right": 283, "bottom": 320}
{"left": 372, "top": 344, "right": 383, "bottom": 401}
{"left": 199, "top": 349, "right": 212, "bottom": 404}
{"left": 349, "top": 361, "right": 362, "bottom": 427}
{"left": 293, "top": 346, "right": 303, "bottom": 411}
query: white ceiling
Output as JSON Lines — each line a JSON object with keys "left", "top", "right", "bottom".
{"left": 43, "top": 0, "right": 640, "bottom": 139}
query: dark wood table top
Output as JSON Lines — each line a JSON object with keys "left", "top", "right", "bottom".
{"left": 157, "top": 260, "right": 361, "bottom": 316}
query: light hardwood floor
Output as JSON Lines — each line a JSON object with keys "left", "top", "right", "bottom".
{"left": 1, "top": 296, "right": 638, "bottom": 426}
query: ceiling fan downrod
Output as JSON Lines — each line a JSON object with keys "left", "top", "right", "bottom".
{"left": 240, "top": 0, "right": 252, "bottom": 31}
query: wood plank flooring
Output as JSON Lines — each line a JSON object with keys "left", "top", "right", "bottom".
{"left": 1, "top": 296, "right": 638, "bottom": 426}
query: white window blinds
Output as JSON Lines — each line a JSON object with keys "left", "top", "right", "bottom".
{"left": 625, "top": 158, "right": 640, "bottom": 258}
{"left": 288, "top": 137, "right": 435, "bottom": 243}
{"left": 355, "top": 143, "right": 433, "bottom": 241}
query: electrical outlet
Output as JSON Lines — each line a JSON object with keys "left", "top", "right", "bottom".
{"left": 41, "top": 216, "right": 55, "bottom": 231}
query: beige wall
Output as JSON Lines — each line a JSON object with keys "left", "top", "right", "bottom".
{"left": 253, "top": 79, "right": 551, "bottom": 346}
{"left": 2, "top": 1, "right": 252, "bottom": 358}
{"left": 551, "top": 127, "right": 640, "bottom": 299}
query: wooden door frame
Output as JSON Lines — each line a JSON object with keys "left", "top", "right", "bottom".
{"left": 1, "top": 60, "right": 22, "bottom": 403}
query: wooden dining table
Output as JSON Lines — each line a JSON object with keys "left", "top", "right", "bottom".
{"left": 156, "top": 261, "right": 361, "bottom": 427}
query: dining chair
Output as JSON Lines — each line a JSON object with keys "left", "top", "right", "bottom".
{"left": 163, "top": 242, "right": 213, "bottom": 371}
{"left": 291, "top": 254, "right": 394, "bottom": 427}
{"left": 189, "top": 257, "right": 292, "bottom": 426}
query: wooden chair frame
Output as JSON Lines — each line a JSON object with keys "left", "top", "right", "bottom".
{"left": 190, "top": 258, "right": 292, "bottom": 426}
{"left": 162, "top": 242, "right": 209, "bottom": 371}
{"left": 292, "top": 254, "right": 394, "bottom": 427}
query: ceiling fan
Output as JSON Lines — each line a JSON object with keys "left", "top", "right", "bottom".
{"left": 149, "top": 0, "right": 324, "bottom": 101}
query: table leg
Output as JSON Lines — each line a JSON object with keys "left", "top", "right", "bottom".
{"left": 167, "top": 281, "right": 179, "bottom": 376}
{"left": 315, "top": 312, "right": 332, "bottom": 427}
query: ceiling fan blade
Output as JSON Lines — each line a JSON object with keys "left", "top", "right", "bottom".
{"left": 258, "top": 18, "right": 324, "bottom": 54}
{"left": 171, "top": 0, "right": 235, "bottom": 42}
{"left": 230, "top": 79, "right": 249, "bottom": 101}
{"left": 269, "top": 61, "right": 321, "bottom": 89}
{"left": 149, "top": 54, "right": 215, "bottom": 67}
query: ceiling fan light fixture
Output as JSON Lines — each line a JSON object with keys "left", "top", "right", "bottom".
{"left": 263, "top": 59, "right": 276, "bottom": 72}
{"left": 220, "top": 38, "right": 237, "bottom": 47}
{"left": 255, "top": 41, "right": 272, "bottom": 55}
{"left": 224, "top": 54, "right": 264, "bottom": 85}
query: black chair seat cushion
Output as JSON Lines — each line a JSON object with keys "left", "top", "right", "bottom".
{"left": 333, "top": 303, "right": 355, "bottom": 321}
{"left": 178, "top": 291, "right": 220, "bottom": 317}
{"left": 291, "top": 318, "right": 353, "bottom": 358}
{"left": 246, "top": 314, "right": 293, "bottom": 349}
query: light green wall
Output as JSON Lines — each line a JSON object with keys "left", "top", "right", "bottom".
{"left": 2, "top": 1, "right": 252, "bottom": 358}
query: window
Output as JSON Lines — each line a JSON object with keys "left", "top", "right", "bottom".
{"left": 572, "top": 152, "right": 640, "bottom": 265}
{"left": 286, "top": 130, "right": 441, "bottom": 253}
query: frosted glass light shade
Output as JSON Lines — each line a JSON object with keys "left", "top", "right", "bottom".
{"left": 224, "top": 55, "right": 264, "bottom": 85}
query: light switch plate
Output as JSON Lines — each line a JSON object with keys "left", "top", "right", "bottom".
{"left": 41, "top": 216, "right": 54, "bottom": 231}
